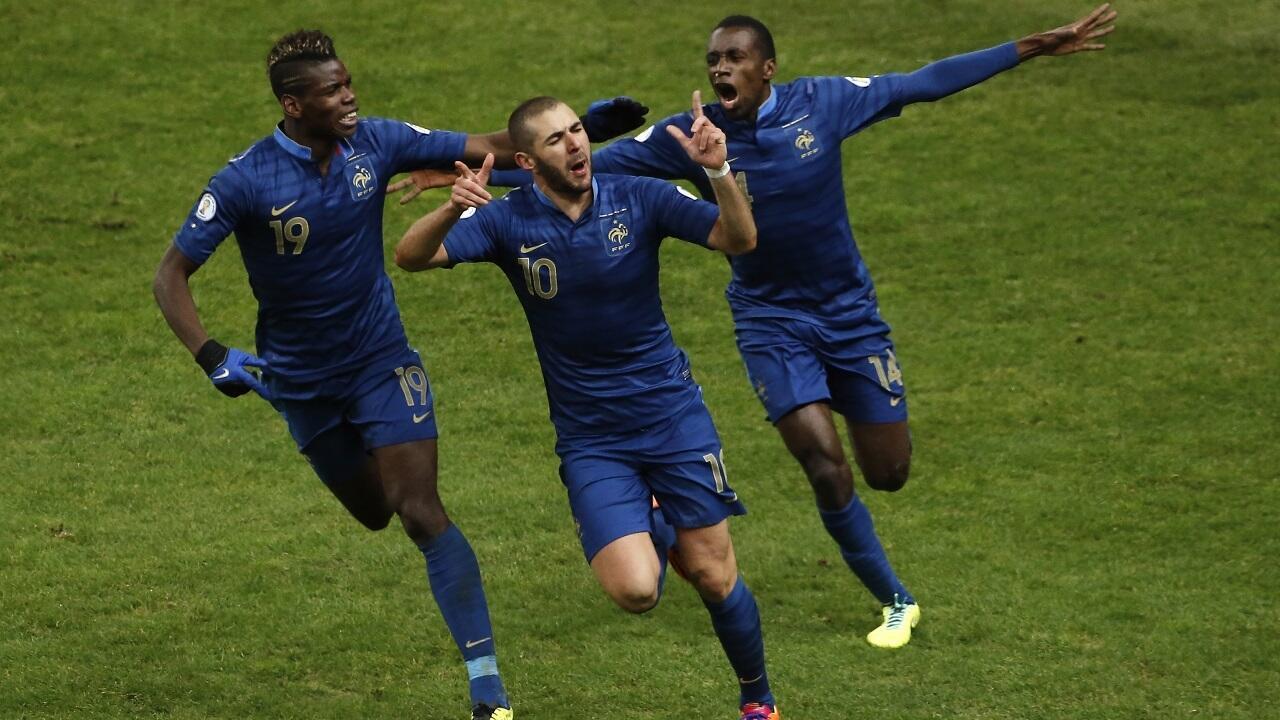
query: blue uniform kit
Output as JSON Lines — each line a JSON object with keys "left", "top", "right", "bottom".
{"left": 574, "top": 42, "right": 1022, "bottom": 426}
{"left": 442, "top": 175, "right": 746, "bottom": 560}
{"left": 173, "top": 119, "right": 465, "bottom": 453}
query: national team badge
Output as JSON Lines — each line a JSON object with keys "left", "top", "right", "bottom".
{"left": 345, "top": 161, "right": 378, "bottom": 201}
{"left": 599, "top": 208, "right": 633, "bottom": 256}
{"left": 794, "top": 128, "right": 820, "bottom": 160}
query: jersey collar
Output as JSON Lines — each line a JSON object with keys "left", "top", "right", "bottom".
{"left": 755, "top": 85, "right": 778, "bottom": 124}
{"left": 530, "top": 176, "right": 600, "bottom": 220}
{"left": 273, "top": 124, "right": 355, "bottom": 162}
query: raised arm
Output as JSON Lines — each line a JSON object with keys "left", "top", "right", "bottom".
{"left": 665, "top": 91, "right": 756, "bottom": 255}
{"left": 395, "top": 154, "right": 494, "bottom": 271}
{"left": 894, "top": 3, "right": 1117, "bottom": 105}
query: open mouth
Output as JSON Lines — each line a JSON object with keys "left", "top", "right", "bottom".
{"left": 713, "top": 82, "right": 739, "bottom": 110}
{"left": 338, "top": 110, "right": 359, "bottom": 129}
{"left": 569, "top": 157, "right": 588, "bottom": 178}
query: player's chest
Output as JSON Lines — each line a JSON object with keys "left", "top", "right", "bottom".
{"left": 244, "top": 157, "right": 383, "bottom": 257}
{"left": 723, "top": 115, "right": 839, "bottom": 202}
{"left": 504, "top": 207, "right": 655, "bottom": 302}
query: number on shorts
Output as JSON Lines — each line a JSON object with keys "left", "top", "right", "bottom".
{"left": 702, "top": 450, "right": 728, "bottom": 494}
{"left": 866, "top": 350, "right": 903, "bottom": 392}
{"left": 394, "top": 365, "right": 429, "bottom": 406}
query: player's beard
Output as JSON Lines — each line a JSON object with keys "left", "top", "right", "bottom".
{"left": 537, "top": 159, "right": 590, "bottom": 196}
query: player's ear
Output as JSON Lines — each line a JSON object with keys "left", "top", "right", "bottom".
{"left": 280, "top": 94, "right": 304, "bottom": 120}
{"left": 762, "top": 58, "right": 777, "bottom": 81}
{"left": 514, "top": 151, "right": 535, "bottom": 171}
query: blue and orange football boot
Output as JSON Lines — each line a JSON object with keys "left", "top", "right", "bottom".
{"left": 740, "top": 701, "right": 780, "bottom": 720}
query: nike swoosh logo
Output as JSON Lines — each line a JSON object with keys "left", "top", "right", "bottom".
{"left": 465, "top": 637, "right": 491, "bottom": 649}
{"left": 519, "top": 242, "right": 548, "bottom": 254}
{"left": 270, "top": 200, "right": 298, "bottom": 216}
{"left": 412, "top": 411, "right": 433, "bottom": 423}
{"left": 890, "top": 396, "right": 902, "bottom": 407}
{"left": 726, "top": 156, "right": 741, "bottom": 164}
{"left": 738, "top": 674, "right": 764, "bottom": 684}
{"left": 212, "top": 369, "right": 230, "bottom": 380}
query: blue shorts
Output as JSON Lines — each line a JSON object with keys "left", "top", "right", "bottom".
{"left": 556, "top": 397, "right": 747, "bottom": 562}
{"left": 735, "top": 318, "right": 908, "bottom": 425}
{"left": 266, "top": 346, "right": 439, "bottom": 453}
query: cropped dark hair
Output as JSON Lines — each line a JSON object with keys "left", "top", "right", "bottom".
{"left": 508, "top": 96, "right": 566, "bottom": 152}
{"left": 267, "top": 29, "right": 338, "bottom": 99}
{"left": 714, "top": 15, "right": 776, "bottom": 60}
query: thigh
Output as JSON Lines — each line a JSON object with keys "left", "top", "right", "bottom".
{"left": 644, "top": 402, "right": 747, "bottom": 530}
{"left": 303, "top": 423, "right": 392, "bottom": 530}
{"left": 347, "top": 349, "right": 439, "bottom": 451}
{"left": 673, "top": 520, "right": 740, "bottom": 601}
{"left": 735, "top": 319, "right": 831, "bottom": 424}
{"left": 775, "top": 401, "right": 856, "bottom": 508}
{"left": 589, "top": 531, "right": 663, "bottom": 603}
{"left": 559, "top": 451, "right": 653, "bottom": 563}
{"left": 847, "top": 420, "right": 912, "bottom": 492}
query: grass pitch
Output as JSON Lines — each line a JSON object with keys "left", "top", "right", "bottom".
{"left": 2, "top": 1, "right": 1277, "bottom": 718}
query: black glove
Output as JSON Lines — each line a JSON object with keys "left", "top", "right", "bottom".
{"left": 582, "top": 96, "right": 649, "bottom": 142}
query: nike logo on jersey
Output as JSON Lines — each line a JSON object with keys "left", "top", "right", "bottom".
{"left": 211, "top": 369, "right": 230, "bottom": 380}
{"left": 270, "top": 200, "right": 298, "bottom": 216}
{"left": 413, "top": 410, "right": 433, "bottom": 423}
{"left": 464, "top": 636, "right": 491, "bottom": 649}
{"left": 519, "top": 242, "right": 549, "bottom": 254}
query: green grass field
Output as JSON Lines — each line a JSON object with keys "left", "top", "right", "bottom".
{"left": 3, "top": 1, "right": 1277, "bottom": 717}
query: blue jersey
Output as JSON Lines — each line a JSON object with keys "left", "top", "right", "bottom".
{"left": 442, "top": 175, "right": 720, "bottom": 437}
{"left": 584, "top": 43, "right": 1019, "bottom": 331}
{"left": 173, "top": 119, "right": 467, "bottom": 382}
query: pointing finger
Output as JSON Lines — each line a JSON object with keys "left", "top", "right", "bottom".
{"left": 691, "top": 89, "right": 704, "bottom": 120}
{"left": 477, "top": 153, "right": 495, "bottom": 185}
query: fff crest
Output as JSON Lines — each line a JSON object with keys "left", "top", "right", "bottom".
{"left": 794, "top": 128, "right": 819, "bottom": 159}
{"left": 345, "top": 161, "right": 378, "bottom": 201}
{"left": 605, "top": 218, "right": 632, "bottom": 255}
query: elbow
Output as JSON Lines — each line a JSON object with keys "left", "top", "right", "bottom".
{"left": 394, "top": 243, "right": 425, "bottom": 272}
{"left": 724, "top": 228, "right": 757, "bottom": 256}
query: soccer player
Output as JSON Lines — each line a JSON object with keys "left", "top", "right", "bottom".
{"left": 152, "top": 30, "right": 644, "bottom": 720}
{"left": 394, "top": 95, "right": 781, "bottom": 720}
{"left": 396, "top": 4, "right": 1120, "bottom": 649}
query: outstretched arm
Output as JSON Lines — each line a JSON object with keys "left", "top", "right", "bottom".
{"left": 665, "top": 91, "right": 756, "bottom": 256}
{"left": 894, "top": 3, "right": 1118, "bottom": 105}
{"left": 395, "top": 154, "right": 495, "bottom": 271}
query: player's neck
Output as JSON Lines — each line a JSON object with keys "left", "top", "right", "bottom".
{"left": 280, "top": 118, "right": 339, "bottom": 175}
{"left": 535, "top": 178, "right": 593, "bottom": 222}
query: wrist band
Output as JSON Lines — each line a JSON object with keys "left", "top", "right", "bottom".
{"left": 704, "top": 161, "right": 731, "bottom": 179}
{"left": 195, "top": 338, "right": 229, "bottom": 375}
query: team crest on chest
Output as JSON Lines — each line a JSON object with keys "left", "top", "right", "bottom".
{"left": 600, "top": 208, "right": 633, "bottom": 256}
{"left": 794, "top": 128, "right": 820, "bottom": 160}
{"left": 344, "top": 159, "right": 378, "bottom": 201}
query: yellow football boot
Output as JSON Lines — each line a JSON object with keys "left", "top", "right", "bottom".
{"left": 471, "top": 703, "right": 512, "bottom": 720}
{"left": 866, "top": 595, "right": 920, "bottom": 649}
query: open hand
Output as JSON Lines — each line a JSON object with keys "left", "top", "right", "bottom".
{"left": 386, "top": 167, "right": 459, "bottom": 205}
{"left": 1033, "top": 3, "right": 1118, "bottom": 57}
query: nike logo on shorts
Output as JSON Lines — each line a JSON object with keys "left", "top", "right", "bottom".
{"left": 413, "top": 411, "right": 433, "bottom": 423}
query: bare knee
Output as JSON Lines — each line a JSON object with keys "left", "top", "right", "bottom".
{"left": 685, "top": 563, "right": 737, "bottom": 603}
{"left": 608, "top": 579, "right": 660, "bottom": 614}
{"left": 864, "top": 458, "right": 910, "bottom": 493}
{"left": 796, "top": 450, "right": 855, "bottom": 508}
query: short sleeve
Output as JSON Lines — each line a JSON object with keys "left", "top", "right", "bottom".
{"left": 172, "top": 165, "right": 252, "bottom": 265}
{"left": 373, "top": 118, "right": 468, "bottom": 175}
{"left": 638, "top": 179, "right": 719, "bottom": 247}
{"left": 593, "top": 117, "right": 697, "bottom": 181}
{"left": 442, "top": 203, "right": 503, "bottom": 266}
{"left": 816, "top": 74, "right": 909, "bottom": 138}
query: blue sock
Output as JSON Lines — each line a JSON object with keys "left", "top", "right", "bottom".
{"left": 819, "top": 495, "right": 913, "bottom": 605}
{"left": 417, "top": 524, "right": 508, "bottom": 708}
{"left": 649, "top": 505, "right": 676, "bottom": 598}
{"left": 704, "top": 577, "right": 774, "bottom": 707}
